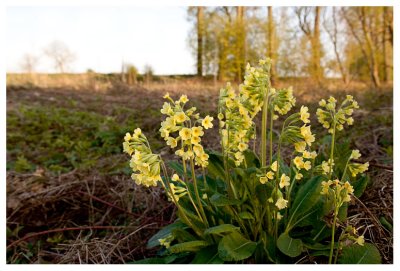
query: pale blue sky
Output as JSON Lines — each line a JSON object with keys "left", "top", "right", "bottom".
{"left": 6, "top": 7, "right": 195, "bottom": 74}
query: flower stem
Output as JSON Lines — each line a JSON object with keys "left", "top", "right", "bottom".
{"left": 269, "top": 108, "right": 274, "bottom": 165}
{"left": 261, "top": 92, "right": 269, "bottom": 168}
{"left": 190, "top": 156, "right": 209, "bottom": 228}
{"left": 329, "top": 206, "right": 338, "bottom": 264}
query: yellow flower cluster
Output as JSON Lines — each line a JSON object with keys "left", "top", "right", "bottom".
{"left": 271, "top": 87, "right": 296, "bottom": 116}
{"left": 259, "top": 161, "right": 277, "bottom": 184}
{"left": 123, "top": 128, "right": 162, "bottom": 187}
{"left": 321, "top": 179, "right": 354, "bottom": 205}
{"left": 321, "top": 159, "right": 335, "bottom": 175}
{"left": 158, "top": 234, "right": 174, "bottom": 249}
{"left": 347, "top": 149, "right": 369, "bottom": 177}
{"left": 167, "top": 174, "right": 188, "bottom": 202}
{"left": 317, "top": 95, "right": 359, "bottom": 134}
{"left": 240, "top": 59, "right": 272, "bottom": 118}
{"left": 159, "top": 93, "right": 212, "bottom": 167}
{"left": 219, "top": 82, "right": 255, "bottom": 166}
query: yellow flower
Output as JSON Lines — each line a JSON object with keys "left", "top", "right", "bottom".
{"left": 344, "top": 181, "right": 354, "bottom": 194}
{"left": 271, "top": 161, "right": 278, "bottom": 172}
{"left": 193, "top": 145, "right": 204, "bottom": 156}
{"left": 174, "top": 112, "right": 187, "bottom": 123}
{"left": 328, "top": 96, "right": 337, "bottom": 104}
{"left": 226, "top": 99, "right": 234, "bottom": 108}
{"left": 160, "top": 102, "right": 173, "bottom": 115}
{"left": 275, "top": 198, "right": 288, "bottom": 210}
{"left": 295, "top": 172, "right": 303, "bottom": 180}
{"left": 166, "top": 137, "right": 178, "bottom": 148}
{"left": 182, "top": 150, "right": 194, "bottom": 160}
{"left": 134, "top": 128, "right": 142, "bottom": 137}
{"left": 179, "top": 128, "right": 192, "bottom": 140}
{"left": 321, "top": 180, "right": 333, "bottom": 195}
{"left": 179, "top": 95, "right": 188, "bottom": 104}
{"left": 191, "top": 126, "right": 204, "bottom": 137}
{"left": 266, "top": 171, "right": 274, "bottom": 179}
{"left": 356, "top": 236, "right": 365, "bottom": 246}
{"left": 350, "top": 149, "right": 361, "bottom": 160}
{"left": 191, "top": 136, "right": 201, "bottom": 145}
{"left": 124, "top": 132, "right": 132, "bottom": 142}
{"left": 321, "top": 159, "right": 334, "bottom": 174}
{"left": 238, "top": 142, "right": 248, "bottom": 152}
{"left": 319, "top": 99, "right": 326, "bottom": 107}
{"left": 303, "top": 161, "right": 311, "bottom": 171}
{"left": 202, "top": 116, "right": 214, "bottom": 129}
{"left": 171, "top": 174, "right": 180, "bottom": 181}
{"left": 300, "top": 106, "right": 310, "bottom": 123}
{"left": 300, "top": 125, "right": 315, "bottom": 146}
{"left": 294, "top": 141, "right": 306, "bottom": 153}
{"left": 276, "top": 212, "right": 283, "bottom": 220}
{"left": 122, "top": 141, "right": 133, "bottom": 155}
{"left": 293, "top": 156, "right": 304, "bottom": 170}
{"left": 279, "top": 174, "right": 290, "bottom": 188}
{"left": 260, "top": 176, "right": 268, "bottom": 184}
{"left": 163, "top": 93, "right": 170, "bottom": 99}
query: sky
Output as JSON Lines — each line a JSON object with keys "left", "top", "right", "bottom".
{"left": 6, "top": 7, "right": 195, "bottom": 74}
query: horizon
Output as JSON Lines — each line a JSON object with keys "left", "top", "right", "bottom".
{"left": 6, "top": 6, "right": 195, "bottom": 75}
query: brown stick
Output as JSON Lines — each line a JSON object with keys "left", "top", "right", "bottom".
{"left": 76, "top": 191, "right": 140, "bottom": 218}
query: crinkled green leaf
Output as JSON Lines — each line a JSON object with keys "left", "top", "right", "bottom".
{"left": 210, "top": 193, "right": 241, "bottom": 206}
{"left": 204, "top": 224, "right": 240, "bottom": 236}
{"left": 287, "top": 176, "right": 323, "bottom": 230}
{"left": 338, "top": 243, "right": 381, "bottom": 264}
{"left": 218, "top": 231, "right": 257, "bottom": 261}
{"left": 191, "top": 246, "right": 224, "bottom": 264}
{"left": 169, "top": 240, "right": 209, "bottom": 253}
{"left": 277, "top": 232, "right": 303, "bottom": 257}
{"left": 147, "top": 220, "right": 187, "bottom": 248}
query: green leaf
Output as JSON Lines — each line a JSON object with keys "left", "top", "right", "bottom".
{"left": 338, "top": 243, "right": 381, "bottom": 264}
{"left": 243, "top": 149, "right": 260, "bottom": 168}
{"left": 352, "top": 174, "right": 369, "bottom": 198}
{"left": 168, "top": 161, "right": 189, "bottom": 176}
{"left": 172, "top": 228, "right": 197, "bottom": 243}
{"left": 207, "top": 152, "right": 226, "bottom": 180}
{"left": 210, "top": 193, "right": 241, "bottom": 206}
{"left": 218, "top": 231, "right": 257, "bottom": 261}
{"left": 277, "top": 232, "right": 303, "bottom": 257}
{"left": 191, "top": 246, "right": 224, "bottom": 264}
{"left": 287, "top": 176, "right": 323, "bottom": 230}
{"left": 169, "top": 240, "right": 209, "bottom": 253}
{"left": 238, "top": 211, "right": 254, "bottom": 220}
{"left": 255, "top": 183, "right": 274, "bottom": 203}
{"left": 204, "top": 224, "right": 240, "bottom": 236}
{"left": 147, "top": 220, "right": 187, "bottom": 248}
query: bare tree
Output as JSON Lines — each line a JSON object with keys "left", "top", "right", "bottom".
{"left": 267, "top": 6, "right": 277, "bottom": 82}
{"left": 197, "top": 6, "right": 204, "bottom": 77}
{"left": 295, "top": 7, "right": 324, "bottom": 82}
{"left": 322, "top": 7, "right": 349, "bottom": 83}
{"left": 20, "top": 53, "right": 39, "bottom": 74}
{"left": 342, "top": 7, "right": 381, "bottom": 87}
{"left": 44, "top": 40, "right": 75, "bottom": 73}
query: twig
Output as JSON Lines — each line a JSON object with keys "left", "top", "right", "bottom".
{"left": 76, "top": 191, "right": 140, "bottom": 219}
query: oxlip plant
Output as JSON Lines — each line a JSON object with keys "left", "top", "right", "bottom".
{"left": 122, "top": 59, "right": 380, "bottom": 264}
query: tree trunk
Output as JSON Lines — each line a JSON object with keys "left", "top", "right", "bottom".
{"left": 360, "top": 7, "right": 380, "bottom": 87}
{"left": 312, "top": 6, "right": 323, "bottom": 82}
{"left": 383, "top": 7, "right": 391, "bottom": 82}
{"left": 197, "top": 7, "right": 204, "bottom": 77}
{"left": 267, "top": 6, "right": 276, "bottom": 83}
{"left": 235, "top": 6, "right": 246, "bottom": 81}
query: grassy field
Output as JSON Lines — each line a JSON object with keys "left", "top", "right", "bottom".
{"left": 6, "top": 77, "right": 393, "bottom": 263}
